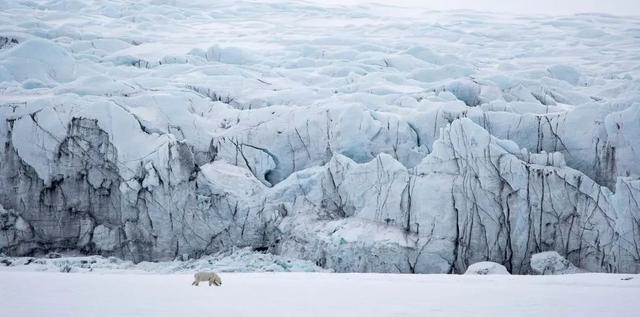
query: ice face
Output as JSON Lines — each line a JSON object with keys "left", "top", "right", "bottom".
{"left": 0, "top": 0, "right": 638, "bottom": 273}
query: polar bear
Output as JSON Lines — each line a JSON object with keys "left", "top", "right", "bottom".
{"left": 192, "top": 272, "right": 223, "bottom": 286}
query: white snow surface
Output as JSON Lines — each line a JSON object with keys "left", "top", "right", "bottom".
{"left": 1, "top": 0, "right": 640, "bottom": 274}
{"left": 464, "top": 261, "right": 510, "bottom": 275}
{"left": 0, "top": 271, "right": 638, "bottom": 317}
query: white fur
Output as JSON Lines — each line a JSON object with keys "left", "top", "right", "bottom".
{"left": 192, "top": 272, "right": 222, "bottom": 286}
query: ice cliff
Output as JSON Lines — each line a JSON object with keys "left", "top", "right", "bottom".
{"left": 1, "top": 0, "right": 639, "bottom": 273}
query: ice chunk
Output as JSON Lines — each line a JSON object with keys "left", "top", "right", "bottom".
{"left": 547, "top": 65, "right": 580, "bottom": 85}
{"left": 530, "top": 252, "right": 583, "bottom": 275}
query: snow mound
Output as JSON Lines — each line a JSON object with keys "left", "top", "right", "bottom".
{"left": 464, "top": 262, "right": 510, "bottom": 275}
{"left": 0, "top": 39, "right": 76, "bottom": 83}
{"left": 530, "top": 252, "right": 583, "bottom": 275}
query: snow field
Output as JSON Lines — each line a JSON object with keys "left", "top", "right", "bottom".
{"left": 1, "top": 271, "right": 638, "bottom": 317}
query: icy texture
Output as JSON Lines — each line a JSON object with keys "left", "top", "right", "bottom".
{"left": 0, "top": 248, "right": 327, "bottom": 273}
{"left": 0, "top": 1, "right": 639, "bottom": 273}
{"left": 530, "top": 251, "right": 583, "bottom": 275}
{"left": 464, "top": 262, "right": 510, "bottom": 275}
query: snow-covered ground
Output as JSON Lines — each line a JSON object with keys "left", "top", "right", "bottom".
{"left": 0, "top": 271, "right": 638, "bottom": 317}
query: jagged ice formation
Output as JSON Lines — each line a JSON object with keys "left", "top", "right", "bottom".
{"left": 1, "top": 0, "right": 639, "bottom": 273}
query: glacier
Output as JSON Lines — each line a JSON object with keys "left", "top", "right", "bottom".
{"left": 0, "top": 0, "right": 639, "bottom": 274}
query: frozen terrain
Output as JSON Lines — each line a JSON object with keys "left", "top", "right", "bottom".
{"left": 0, "top": 249, "right": 329, "bottom": 274}
{"left": 0, "top": 270, "right": 639, "bottom": 317}
{"left": 1, "top": 0, "right": 639, "bottom": 274}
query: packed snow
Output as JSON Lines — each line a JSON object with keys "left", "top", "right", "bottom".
{"left": 1, "top": 0, "right": 639, "bottom": 274}
{"left": 464, "top": 261, "right": 510, "bottom": 275}
{"left": 0, "top": 270, "right": 639, "bottom": 317}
